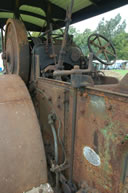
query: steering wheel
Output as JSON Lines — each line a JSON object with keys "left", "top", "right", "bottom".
{"left": 88, "top": 33, "right": 116, "bottom": 65}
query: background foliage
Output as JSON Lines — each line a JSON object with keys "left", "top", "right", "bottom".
{"left": 1, "top": 14, "right": 128, "bottom": 60}
{"left": 68, "top": 14, "right": 128, "bottom": 59}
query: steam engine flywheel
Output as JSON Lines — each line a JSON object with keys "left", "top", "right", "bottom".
{"left": 4, "top": 19, "right": 30, "bottom": 83}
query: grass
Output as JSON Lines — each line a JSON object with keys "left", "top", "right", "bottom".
{"left": 112, "top": 70, "right": 128, "bottom": 76}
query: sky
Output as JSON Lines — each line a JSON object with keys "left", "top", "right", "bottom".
{"left": 72, "top": 4, "right": 128, "bottom": 33}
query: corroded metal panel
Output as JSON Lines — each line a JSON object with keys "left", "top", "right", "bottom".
{"left": 0, "top": 75, "right": 47, "bottom": 193}
{"left": 36, "top": 78, "right": 128, "bottom": 193}
{"left": 73, "top": 89, "right": 128, "bottom": 193}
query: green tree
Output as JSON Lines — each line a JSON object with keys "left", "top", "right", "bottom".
{"left": 74, "top": 28, "right": 92, "bottom": 55}
{"left": 95, "top": 14, "right": 128, "bottom": 60}
{"left": 68, "top": 26, "right": 92, "bottom": 55}
{"left": 113, "top": 32, "right": 128, "bottom": 60}
{"left": 96, "top": 14, "right": 126, "bottom": 41}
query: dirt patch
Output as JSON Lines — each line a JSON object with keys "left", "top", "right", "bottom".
{"left": 102, "top": 70, "right": 123, "bottom": 80}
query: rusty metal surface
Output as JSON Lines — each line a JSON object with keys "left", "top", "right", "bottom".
{"left": 73, "top": 89, "right": 128, "bottom": 193}
{"left": 36, "top": 77, "right": 128, "bottom": 193}
{"left": 0, "top": 75, "right": 47, "bottom": 193}
{"left": 4, "top": 19, "right": 30, "bottom": 83}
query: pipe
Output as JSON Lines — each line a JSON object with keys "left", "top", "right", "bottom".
{"left": 48, "top": 113, "right": 58, "bottom": 164}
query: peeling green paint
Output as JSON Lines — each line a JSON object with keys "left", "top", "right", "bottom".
{"left": 89, "top": 95, "right": 105, "bottom": 113}
{"left": 101, "top": 119, "right": 121, "bottom": 174}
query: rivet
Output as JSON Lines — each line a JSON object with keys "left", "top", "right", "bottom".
{"left": 108, "top": 105, "right": 112, "bottom": 110}
{"left": 48, "top": 97, "right": 52, "bottom": 102}
{"left": 57, "top": 104, "right": 61, "bottom": 109}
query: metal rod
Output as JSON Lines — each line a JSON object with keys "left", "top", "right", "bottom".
{"left": 69, "top": 88, "right": 77, "bottom": 183}
{"left": 53, "top": 68, "right": 91, "bottom": 76}
{"left": 49, "top": 23, "right": 57, "bottom": 65}
{"left": 56, "top": 0, "right": 75, "bottom": 69}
